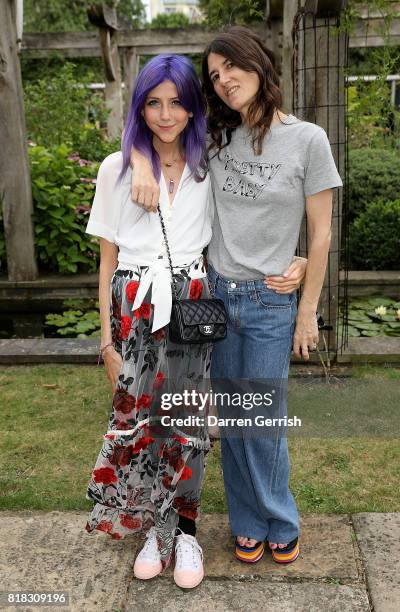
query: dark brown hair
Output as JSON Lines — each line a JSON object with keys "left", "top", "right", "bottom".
{"left": 201, "top": 26, "right": 283, "bottom": 155}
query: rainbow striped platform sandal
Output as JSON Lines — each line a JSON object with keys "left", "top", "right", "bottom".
{"left": 270, "top": 537, "right": 300, "bottom": 564}
{"left": 235, "top": 539, "right": 265, "bottom": 563}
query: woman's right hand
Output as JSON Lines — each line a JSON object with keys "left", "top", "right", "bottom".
{"left": 130, "top": 148, "right": 159, "bottom": 212}
{"left": 102, "top": 345, "right": 123, "bottom": 391}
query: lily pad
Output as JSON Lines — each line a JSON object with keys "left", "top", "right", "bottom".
{"left": 360, "top": 330, "right": 380, "bottom": 337}
{"left": 352, "top": 322, "right": 382, "bottom": 331}
{"left": 366, "top": 297, "right": 396, "bottom": 307}
{"left": 348, "top": 300, "right": 373, "bottom": 309}
{"left": 366, "top": 311, "right": 390, "bottom": 322}
{"left": 347, "top": 311, "right": 372, "bottom": 322}
{"left": 385, "top": 329, "right": 400, "bottom": 337}
{"left": 386, "top": 321, "right": 400, "bottom": 329}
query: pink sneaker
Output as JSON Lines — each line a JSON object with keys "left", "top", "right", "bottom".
{"left": 133, "top": 527, "right": 162, "bottom": 580}
{"left": 174, "top": 532, "right": 204, "bottom": 589}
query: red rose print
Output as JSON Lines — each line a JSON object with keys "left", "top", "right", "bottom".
{"left": 111, "top": 532, "right": 122, "bottom": 539}
{"left": 121, "top": 315, "right": 132, "bottom": 339}
{"left": 153, "top": 371, "right": 166, "bottom": 390}
{"left": 125, "top": 281, "right": 140, "bottom": 302}
{"left": 172, "top": 433, "right": 188, "bottom": 444}
{"left": 173, "top": 497, "right": 198, "bottom": 521}
{"left": 113, "top": 389, "right": 136, "bottom": 415}
{"left": 170, "top": 456, "right": 185, "bottom": 472}
{"left": 132, "top": 435, "right": 155, "bottom": 453}
{"left": 189, "top": 279, "right": 203, "bottom": 300}
{"left": 180, "top": 466, "right": 193, "bottom": 481}
{"left": 109, "top": 444, "right": 133, "bottom": 467}
{"left": 136, "top": 393, "right": 152, "bottom": 412}
{"left": 152, "top": 328, "right": 166, "bottom": 341}
{"left": 134, "top": 303, "right": 151, "bottom": 320}
{"left": 120, "top": 514, "right": 142, "bottom": 530}
{"left": 141, "top": 436, "right": 155, "bottom": 447}
{"left": 114, "top": 420, "right": 132, "bottom": 430}
{"left": 162, "top": 475, "right": 173, "bottom": 489}
{"left": 93, "top": 467, "right": 118, "bottom": 484}
{"left": 96, "top": 520, "right": 114, "bottom": 533}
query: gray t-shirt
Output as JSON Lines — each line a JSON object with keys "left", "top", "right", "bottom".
{"left": 207, "top": 114, "right": 343, "bottom": 280}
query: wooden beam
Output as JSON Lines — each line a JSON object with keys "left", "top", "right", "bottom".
{"left": 20, "top": 12, "right": 400, "bottom": 59}
{"left": 20, "top": 23, "right": 272, "bottom": 57}
{"left": 0, "top": 0, "right": 38, "bottom": 281}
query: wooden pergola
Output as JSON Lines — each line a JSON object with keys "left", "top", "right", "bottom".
{"left": 1, "top": 0, "right": 399, "bottom": 353}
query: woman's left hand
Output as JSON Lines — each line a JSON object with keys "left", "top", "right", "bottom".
{"left": 264, "top": 257, "right": 307, "bottom": 294}
{"left": 293, "top": 307, "right": 319, "bottom": 360}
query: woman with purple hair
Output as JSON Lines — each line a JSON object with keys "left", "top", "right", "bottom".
{"left": 84, "top": 54, "right": 212, "bottom": 589}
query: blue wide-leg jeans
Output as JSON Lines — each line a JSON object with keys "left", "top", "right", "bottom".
{"left": 208, "top": 263, "right": 300, "bottom": 544}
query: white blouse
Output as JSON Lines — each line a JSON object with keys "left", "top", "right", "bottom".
{"left": 86, "top": 152, "right": 213, "bottom": 332}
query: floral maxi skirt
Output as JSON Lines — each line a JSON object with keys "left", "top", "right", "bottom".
{"left": 85, "top": 258, "right": 212, "bottom": 569}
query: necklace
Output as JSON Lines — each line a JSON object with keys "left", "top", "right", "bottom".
{"left": 161, "top": 155, "right": 180, "bottom": 168}
{"left": 160, "top": 155, "right": 183, "bottom": 194}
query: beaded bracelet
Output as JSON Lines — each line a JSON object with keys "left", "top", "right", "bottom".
{"left": 97, "top": 342, "right": 114, "bottom": 366}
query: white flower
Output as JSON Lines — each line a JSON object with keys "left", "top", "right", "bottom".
{"left": 396, "top": 309, "right": 400, "bottom": 321}
{"left": 374, "top": 306, "right": 387, "bottom": 316}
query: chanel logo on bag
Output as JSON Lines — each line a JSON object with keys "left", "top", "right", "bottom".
{"left": 200, "top": 324, "right": 214, "bottom": 335}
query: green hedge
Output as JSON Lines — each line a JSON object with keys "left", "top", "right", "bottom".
{"left": 30, "top": 144, "right": 100, "bottom": 274}
{"left": 349, "top": 199, "right": 400, "bottom": 270}
{"left": 348, "top": 148, "right": 400, "bottom": 219}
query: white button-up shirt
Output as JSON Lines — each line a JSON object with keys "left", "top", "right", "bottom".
{"left": 86, "top": 152, "right": 213, "bottom": 331}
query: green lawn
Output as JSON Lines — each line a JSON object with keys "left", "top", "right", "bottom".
{"left": 0, "top": 364, "right": 399, "bottom": 514}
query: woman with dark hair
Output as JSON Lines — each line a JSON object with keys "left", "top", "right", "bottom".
{"left": 84, "top": 54, "right": 212, "bottom": 589}
{"left": 130, "top": 26, "right": 342, "bottom": 566}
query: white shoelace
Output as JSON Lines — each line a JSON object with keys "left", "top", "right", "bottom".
{"left": 175, "top": 531, "right": 203, "bottom": 570}
{"left": 138, "top": 527, "right": 160, "bottom": 562}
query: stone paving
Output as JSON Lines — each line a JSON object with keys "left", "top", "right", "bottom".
{"left": 1, "top": 511, "right": 398, "bottom": 612}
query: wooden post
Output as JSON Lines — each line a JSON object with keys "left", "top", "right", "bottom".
{"left": 88, "top": 4, "right": 124, "bottom": 141}
{"left": 281, "top": 0, "right": 300, "bottom": 113}
{"left": 101, "top": 27, "right": 123, "bottom": 140}
{"left": 0, "top": 0, "right": 38, "bottom": 281}
{"left": 123, "top": 47, "right": 139, "bottom": 120}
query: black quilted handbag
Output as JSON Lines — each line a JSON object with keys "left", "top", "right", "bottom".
{"left": 158, "top": 205, "right": 227, "bottom": 344}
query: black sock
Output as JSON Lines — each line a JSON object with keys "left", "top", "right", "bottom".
{"left": 177, "top": 515, "right": 196, "bottom": 537}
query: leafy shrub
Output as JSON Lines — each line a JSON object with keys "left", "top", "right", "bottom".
{"left": 29, "top": 144, "right": 100, "bottom": 274}
{"left": 348, "top": 148, "right": 400, "bottom": 220}
{"left": 149, "top": 12, "right": 190, "bottom": 28}
{"left": 347, "top": 83, "right": 400, "bottom": 151}
{"left": 24, "top": 62, "right": 120, "bottom": 162}
{"left": 349, "top": 199, "right": 400, "bottom": 270}
{"left": 76, "top": 124, "right": 121, "bottom": 163}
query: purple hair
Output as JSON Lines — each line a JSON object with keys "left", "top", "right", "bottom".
{"left": 119, "top": 54, "right": 207, "bottom": 183}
